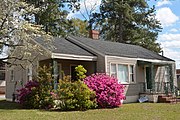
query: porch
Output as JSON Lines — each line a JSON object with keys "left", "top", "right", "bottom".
{"left": 139, "top": 82, "right": 178, "bottom": 95}
{"left": 39, "top": 58, "right": 97, "bottom": 89}
{"left": 137, "top": 60, "right": 178, "bottom": 102}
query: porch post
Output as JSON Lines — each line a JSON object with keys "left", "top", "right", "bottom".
{"left": 168, "top": 64, "right": 174, "bottom": 93}
{"left": 150, "top": 64, "right": 155, "bottom": 92}
{"left": 52, "top": 59, "right": 58, "bottom": 90}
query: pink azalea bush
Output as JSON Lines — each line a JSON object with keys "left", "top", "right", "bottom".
{"left": 84, "top": 73, "right": 125, "bottom": 108}
{"left": 17, "top": 66, "right": 55, "bottom": 109}
{"left": 17, "top": 80, "right": 40, "bottom": 108}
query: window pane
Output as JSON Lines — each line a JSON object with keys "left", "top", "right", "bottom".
{"left": 130, "top": 65, "right": 133, "bottom": 73}
{"left": 130, "top": 65, "right": 134, "bottom": 82}
{"left": 111, "top": 64, "right": 116, "bottom": 72}
{"left": 0, "top": 71, "right": 5, "bottom": 80}
{"left": 28, "top": 65, "right": 32, "bottom": 81}
{"left": 111, "top": 64, "right": 116, "bottom": 77}
{"left": 117, "top": 65, "right": 128, "bottom": 83}
{"left": 71, "top": 66, "right": 77, "bottom": 81}
{"left": 130, "top": 74, "right": 134, "bottom": 82}
{"left": 11, "top": 70, "right": 14, "bottom": 81}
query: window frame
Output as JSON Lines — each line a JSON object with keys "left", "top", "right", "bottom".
{"left": 129, "top": 65, "right": 135, "bottom": 83}
{"left": 27, "top": 64, "right": 33, "bottom": 81}
{"left": 110, "top": 63, "right": 135, "bottom": 84}
{"left": 110, "top": 63, "right": 117, "bottom": 78}
{"left": 10, "top": 70, "right": 14, "bottom": 82}
{"left": 0, "top": 70, "right": 5, "bottom": 81}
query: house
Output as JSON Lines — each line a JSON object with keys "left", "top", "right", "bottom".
{"left": 176, "top": 69, "right": 180, "bottom": 89}
{"left": 5, "top": 33, "right": 177, "bottom": 103}
{"left": 0, "top": 62, "right": 6, "bottom": 94}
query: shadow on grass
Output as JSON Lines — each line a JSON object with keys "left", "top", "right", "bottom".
{"left": 0, "top": 100, "right": 22, "bottom": 110}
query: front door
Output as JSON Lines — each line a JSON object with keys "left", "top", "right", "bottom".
{"left": 70, "top": 65, "right": 77, "bottom": 81}
{"left": 145, "top": 67, "right": 152, "bottom": 90}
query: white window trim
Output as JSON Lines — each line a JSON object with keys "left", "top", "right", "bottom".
{"left": 110, "top": 63, "right": 117, "bottom": 78}
{"left": 27, "top": 64, "right": 33, "bottom": 81}
{"left": 110, "top": 63, "right": 136, "bottom": 84}
{"left": 129, "top": 65, "right": 135, "bottom": 83}
{"left": 10, "top": 70, "right": 14, "bottom": 82}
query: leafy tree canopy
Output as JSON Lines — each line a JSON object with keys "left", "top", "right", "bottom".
{"left": 91, "top": 0, "right": 162, "bottom": 53}
{"left": 0, "top": 0, "right": 52, "bottom": 66}
{"left": 24, "top": 0, "right": 81, "bottom": 36}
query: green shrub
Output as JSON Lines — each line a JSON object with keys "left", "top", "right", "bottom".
{"left": 55, "top": 76, "right": 97, "bottom": 111}
{"left": 36, "top": 66, "right": 54, "bottom": 109}
{"left": 17, "top": 66, "right": 54, "bottom": 109}
{"left": 75, "top": 65, "right": 87, "bottom": 81}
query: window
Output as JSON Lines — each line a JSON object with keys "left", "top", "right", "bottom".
{"left": 70, "top": 65, "right": 77, "bottom": 81}
{"left": 0, "top": 63, "right": 5, "bottom": 81}
{"left": 10, "top": 70, "right": 14, "bottom": 81}
{"left": 110, "top": 63, "right": 135, "bottom": 83}
{"left": 0, "top": 64, "right": 5, "bottom": 70}
{"left": 129, "top": 65, "right": 134, "bottom": 82}
{"left": 110, "top": 64, "right": 117, "bottom": 78}
{"left": 117, "top": 64, "right": 128, "bottom": 83}
{"left": 0, "top": 71, "right": 5, "bottom": 81}
{"left": 27, "top": 64, "right": 32, "bottom": 81}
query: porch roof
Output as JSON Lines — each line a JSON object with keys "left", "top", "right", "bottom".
{"left": 35, "top": 37, "right": 97, "bottom": 60}
{"left": 137, "top": 59, "right": 174, "bottom": 66}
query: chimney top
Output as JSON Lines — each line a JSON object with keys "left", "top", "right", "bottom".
{"left": 89, "top": 30, "right": 99, "bottom": 40}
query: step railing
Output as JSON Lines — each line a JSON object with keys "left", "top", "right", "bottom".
{"left": 164, "top": 82, "right": 179, "bottom": 96}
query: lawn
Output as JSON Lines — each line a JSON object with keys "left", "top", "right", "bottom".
{"left": 0, "top": 100, "right": 180, "bottom": 120}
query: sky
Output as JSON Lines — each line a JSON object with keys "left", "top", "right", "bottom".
{"left": 1, "top": 0, "right": 179, "bottom": 69}
{"left": 147, "top": 0, "right": 180, "bottom": 69}
{"left": 68, "top": 0, "right": 180, "bottom": 69}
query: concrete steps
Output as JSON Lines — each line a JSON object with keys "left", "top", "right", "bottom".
{"left": 158, "top": 95, "right": 180, "bottom": 103}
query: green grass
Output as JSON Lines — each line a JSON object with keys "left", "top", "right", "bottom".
{"left": 0, "top": 100, "right": 180, "bottom": 120}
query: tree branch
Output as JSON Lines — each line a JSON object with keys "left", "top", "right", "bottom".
{"left": 0, "top": 13, "right": 8, "bottom": 31}
{"left": 0, "top": 41, "right": 24, "bottom": 47}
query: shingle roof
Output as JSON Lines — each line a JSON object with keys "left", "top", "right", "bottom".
{"left": 68, "top": 36, "right": 174, "bottom": 61}
{"left": 35, "top": 37, "right": 95, "bottom": 56}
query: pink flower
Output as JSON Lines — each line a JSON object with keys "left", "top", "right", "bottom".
{"left": 84, "top": 73, "right": 125, "bottom": 108}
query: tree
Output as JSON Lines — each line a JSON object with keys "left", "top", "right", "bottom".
{"left": 24, "top": 0, "right": 81, "bottom": 37}
{"left": 91, "top": 0, "right": 162, "bottom": 53}
{"left": 0, "top": 0, "right": 52, "bottom": 67}
{"left": 69, "top": 18, "right": 89, "bottom": 37}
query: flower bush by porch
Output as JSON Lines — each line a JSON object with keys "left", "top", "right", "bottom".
{"left": 17, "top": 65, "right": 97, "bottom": 110}
{"left": 17, "top": 80, "right": 40, "bottom": 108}
{"left": 54, "top": 76, "right": 97, "bottom": 111}
{"left": 84, "top": 73, "right": 125, "bottom": 108}
{"left": 17, "top": 66, "right": 54, "bottom": 109}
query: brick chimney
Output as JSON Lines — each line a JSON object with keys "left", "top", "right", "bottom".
{"left": 89, "top": 30, "right": 99, "bottom": 40}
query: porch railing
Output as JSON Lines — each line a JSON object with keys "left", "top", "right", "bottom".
{"left": 139, "top": 82, "right": 179, "bottom": 96}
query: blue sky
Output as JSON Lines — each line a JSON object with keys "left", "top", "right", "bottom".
{"left": 147, "top": 0, "right": 180, "bottom": 69}
{"left": 68, "top": 0, "right": 180, "bottom": 69}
